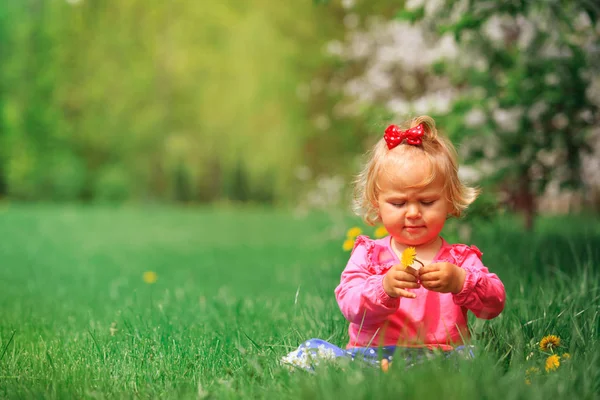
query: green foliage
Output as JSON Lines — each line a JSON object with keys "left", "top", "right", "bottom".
{"left": 431, "top": 2, "right": 599, "bottom": 194}
{"left": 0, "top": 206, "right": 599, "bottom": 398}
{"left": 0, "top": 0, "right": 336, "bottom": 204}
{"left": 93, "top": 165, "right": 132, "bottom": 204}
{"left": 396, "top": 6, "right": 424, "bottom": 23}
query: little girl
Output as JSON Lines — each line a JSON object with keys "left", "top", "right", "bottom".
{"left": 281, "top": 115, "right": 505, "bottom": 371}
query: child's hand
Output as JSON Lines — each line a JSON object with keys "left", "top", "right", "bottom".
{"left": 383, "top": 264, "right": 420, "bottom": 299}
{"left": 418, "top": 262, "right": 466, "bottom": 294}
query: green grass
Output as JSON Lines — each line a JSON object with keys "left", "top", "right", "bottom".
{"left": 0, "top": 204, "right": 599, "bottom": 399}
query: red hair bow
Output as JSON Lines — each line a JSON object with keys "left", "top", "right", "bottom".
{"left": 384, "top": 123, "right": 424, "bottom": 149}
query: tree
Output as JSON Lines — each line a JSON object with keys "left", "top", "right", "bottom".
{"left": 312, "top": 0, "right": 600, "bottom": 229}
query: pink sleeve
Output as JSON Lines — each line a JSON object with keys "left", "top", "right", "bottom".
{"left": 334, "top": 239, "right": 400, "bottom": 325}
{"left": 452, "top": 252, "right": 506, "bottom": 319}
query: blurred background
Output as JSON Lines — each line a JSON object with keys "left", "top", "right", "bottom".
{"left": 1, "top": 0, "right": 599, "bottom": 229}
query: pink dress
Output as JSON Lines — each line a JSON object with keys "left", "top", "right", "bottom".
{"left": 335, "top": 235, "right": 506, "bottom": 351}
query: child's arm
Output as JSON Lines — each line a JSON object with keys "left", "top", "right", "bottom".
{"left": 335, "top": 241, "right": 412, "bottom": 325}
{"left": 452, "top": 252, "right": 506, "bottom": 319}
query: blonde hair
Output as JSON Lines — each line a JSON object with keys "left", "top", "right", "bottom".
{"left": 353, "top": 115, "right": 479, "bottom": 225}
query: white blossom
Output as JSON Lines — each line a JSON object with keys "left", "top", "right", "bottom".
{"left": 544, "top": 73, "right": 559, "bottom": 86}
{"left": 405, "top": 0, "right": 425, "bottom": 10}
{"left": 341, "top": 0, "right": 355, "bottom": 10}
{"left": 465, "top": 108, "right": 487, "bottom": 127}
{"left": 516, "top": 15, "right": 536, "bottom": 50}
{"left": 492, "top": 107, "right": 523, "bottom": 133}
{"left": 551, "top": 113, "right": 569, "bottom": 130}
{"left": 586, "top": 76, "right": 600, "bottom": 107}
{"left": 458, "top": 165, "right": 481, "bottom": 182}
{"left": 527, "top": 101, "right": 548, "bottom": 121}
{"left": 574, "top": 11, "right": 593, "bottom": 31}
{"left": 482, "top": 15, "right": 506, "bottom": 46}
{"left": 386, "top": 98, "right": 411, "bottom": 116}
{"left": 313, "top": 114, "right": 331, "bottom": 131}
{"left": 325, "top": 40, "right": 344, "bottom": 57}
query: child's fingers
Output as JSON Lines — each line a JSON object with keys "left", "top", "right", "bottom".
{"left": 419, "top": 270, "right": 440, "bottom": 281}
{"left": 419, "top": 264, "right": 440, "bottom": 275}
{"left": 392, "top": 264, "right": 419, "bottom": 277}
{"left": 394, "top": 288, "right": 417, "bottom": 299}
{"left": 390, "top": 268, "right": 419, "bottom": 281}
{"left": 421, "top": 279, "right": 441, "bottom": 289}
{"left": 396, "top": 280, "right": 420, "bottom": 289}
{"left": 389, "top": 276, "right": 420, "bottom": 290}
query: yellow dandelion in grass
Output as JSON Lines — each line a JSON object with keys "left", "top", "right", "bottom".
{"left": 346, "top": 227, "right": 362, "bottom": 239}
{"left": 109, "top": 322, "right": 118, "bottom": 336}
{"left": 343, "top": 239, "right": 355, "bottom": 252}
{"left": 539, "top": 335, "right": 560, "bottom": 351}
{"left": 143, "top": 271, "right": 158, "bottom": 284}
{"left": 545, "top": 354, "right": 560, "bottom": 372}
{"left": 374, "top": 225, "right": 388, "bottom": 238}
{"left": 561, "top": 353, "right": 570, "bottom": 360}
{"left": 525, "top": 367, "right": 540, "bottom": 385}
{"left": 380, "top": 358, "right": 391, "bottom": 373}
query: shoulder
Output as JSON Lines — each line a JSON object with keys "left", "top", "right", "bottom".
{"left": 437, "top": 240, "right": 483, "bottom": 266}
{"left": 351, "top": 234, "right": 388, "bottom": 249}
{"left": 349, "top": 235, "right": 395, "bottom": 274}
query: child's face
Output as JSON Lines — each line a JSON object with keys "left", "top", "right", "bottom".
{"left": 376, "top": 154, "right": 450, "bottom": 248}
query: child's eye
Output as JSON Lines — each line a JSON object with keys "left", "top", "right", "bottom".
{"left": 421, "top": 200, "right": 435, "bottom": 206}
{"left": 391, "top": 202, "right": 405, "bottom": 207}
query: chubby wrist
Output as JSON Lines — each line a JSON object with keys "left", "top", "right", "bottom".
{"left": 452, "top": 267, "right": 467, "bottom": 294}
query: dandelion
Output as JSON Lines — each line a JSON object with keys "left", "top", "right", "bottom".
{"left": 539, "top": 335, "right": 560, "bottom": 351}
{"left": 343, "top": 239, "right": 355, "bottom": 252}
{"left": 143, "top": 271, "right": 158, "bottom": 284}
{"left": 525, "top": 366, "right": 540, "bottom": 384}
{"left": 374, "top": 226, "right": 388, "bottom": 238}
{"left": 561, "top": 353, "right": 570, "bottom": 360}
{"left": 401, "top": 247, "right": 417, "bottom": 267}
{"left": 380, "top": 358, "right": 391, "bottom": 373}
{"left": 109, "top": 322, "right": 118, "bottom": 336}
{"left": 401, "top": 247, "right": 425, "bottom": 269}
{"left": 526, "top": 367, "right": 540, "bottom": 375}
{"left": 545, "top": 354, "right": 560, "bottom": 372}
{"left": 346, "top": 227, "right": 362, "bottom": 239}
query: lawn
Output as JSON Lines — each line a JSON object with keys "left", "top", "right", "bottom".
{"left": 0, "top": 204, "right": 599, "bottom": 399}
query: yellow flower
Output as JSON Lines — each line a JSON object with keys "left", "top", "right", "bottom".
{"left": 143, "top": 271, "right": 158, "bottom": 284}
{"left": 374, "top": 226, "right": 388, "bottom": 238}
{"left": 109, "top": 322, "right": 118, "bottom": 336}
{"left": 343, "top": 239, "right": 355, "bottom": 252}
{"left": 539, "top": 335, "right": 560, "bottom": 351}
{"left": 561, "top": 353, "right": 570, "bottom": 360}
{"left": 545, "top": 354, "right": 560, "bottom": 372}
{"left": 401, "top": 247, "right": 417, "bottom": 268}
{"left": 525, "top": 367, "right": 539, "bottom": 384}
{"left": 346, "top": 227, "right": 362, "bottom": 239}
{"left": 380, "top": 358, "right": 391, "bottom": 373}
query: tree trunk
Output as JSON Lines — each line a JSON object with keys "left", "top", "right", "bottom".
{"left": 518, "top": 174, "right": 536, "bottom": 231}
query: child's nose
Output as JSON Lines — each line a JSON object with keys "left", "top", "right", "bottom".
{"left": 406, "top": 203, "right": 421, "bottom": 218}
